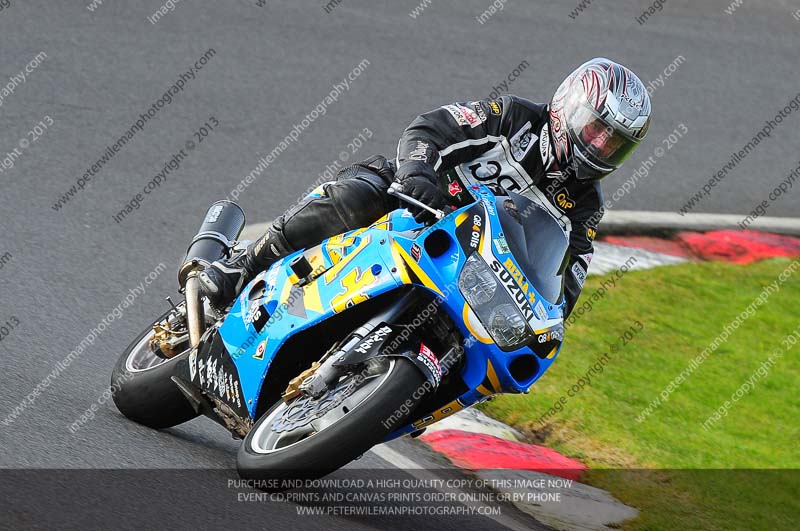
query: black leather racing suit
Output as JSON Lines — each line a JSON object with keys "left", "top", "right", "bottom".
{"left": 271, "top": 95, "right": 603, "bottom": 316}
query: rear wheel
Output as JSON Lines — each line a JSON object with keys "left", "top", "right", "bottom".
{"left": 111, "top": 311, "right": 199, "bottom": 429}
{"left": 237, "top": 356, "right": 427, "bottom": 484}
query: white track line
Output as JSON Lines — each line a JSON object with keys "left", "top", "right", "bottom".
{"left": 369, "top": 444, "right": 536, "bottom": 531}
{"left": 603, "top": 210, "right": 800, "bottom": 235}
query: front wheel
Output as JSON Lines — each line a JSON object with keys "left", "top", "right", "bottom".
{"left": 111, "top": 311, "right": 199, "bottom": 429}
{"left": 237, "top": 357, "right": 427, "bottom": 483}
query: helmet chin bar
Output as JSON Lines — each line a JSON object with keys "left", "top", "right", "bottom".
{"left": 551, "top": 128, "right": 613, "bottom": 182}
{"left": 568, "top": 149, "right": 612, "bottom": 182}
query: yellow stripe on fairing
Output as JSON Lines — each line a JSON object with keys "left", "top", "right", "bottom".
{"left": 279, "top": 275, "right": 293, "bottom": 304}
{"left": 476, "top": 385, "right": 494, "bottom": 396}
{"left": 389, "top": 240, "right": 412, "bottom": 285}
{"left": 302, "top": 280, "right": 324, "bottom": 314}
{"left": 462, "top": 305, "right": 493, "bottom": 344}
{"left": 392, "top": 241, "right": 442, "bottom": 295}
{"left": 485, "top": 359, "right": 501, "bottom": 393}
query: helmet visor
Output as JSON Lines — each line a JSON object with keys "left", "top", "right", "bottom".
{"left": 565, "top": 99, "right": 640, "bottom": 172}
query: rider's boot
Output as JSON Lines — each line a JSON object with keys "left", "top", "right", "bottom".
{"left": 198, "top": 225, "right": 294, "bottom": 310}
{"left": 199, "top": 155, "right": 397, "bottom": 310}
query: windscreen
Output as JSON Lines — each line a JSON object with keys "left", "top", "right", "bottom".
{"left": 495, "top": 191, "right": 570, "bottom": 304}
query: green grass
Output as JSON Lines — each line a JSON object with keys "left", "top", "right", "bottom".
{"left": 481, "top": 258, "right": 800, "bottom": 530}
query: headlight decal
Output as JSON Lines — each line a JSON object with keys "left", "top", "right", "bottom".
{"left": 488, "top": 258, "right": 536, "bottom": 324}
{"left": 459, "top": 253, "right": 535, "bottom": 350}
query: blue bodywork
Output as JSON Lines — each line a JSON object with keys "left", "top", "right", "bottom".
{"left": 206, "top": 185, "right": 567, "bottom": 437}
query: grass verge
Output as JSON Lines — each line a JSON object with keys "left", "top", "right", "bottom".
{"left": 481, "top": 258, "right": 800, "bottom": 530}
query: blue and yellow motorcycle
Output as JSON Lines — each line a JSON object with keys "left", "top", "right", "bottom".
{"left": 111, "top": 182, "right": 569, "bottom": 481}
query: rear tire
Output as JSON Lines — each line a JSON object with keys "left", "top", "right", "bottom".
{"left": 111, "top": 311, "right": 199, "bottom": 429}
{"left": 237, "top": 357, "right": 427, "bottom": 484}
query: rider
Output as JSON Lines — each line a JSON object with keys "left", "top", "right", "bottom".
{"left": 199, "top": 58, "right": 652, "bottom": 317}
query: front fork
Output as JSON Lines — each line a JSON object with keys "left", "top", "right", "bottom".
{"left": 281, "top": 289, "right": 426, "bottom": 403}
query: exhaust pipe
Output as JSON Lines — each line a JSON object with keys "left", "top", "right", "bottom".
{"left": 179, "top": 200, "right": 246, "bottom": 347}
{"left": 185, "top": 272, "right": 205, "bottom": 348}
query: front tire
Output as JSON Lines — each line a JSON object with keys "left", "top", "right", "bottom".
{"left": 237, "top": 357, "right": 427, "bottom": 483}
{"left": 111, "top": 311, "right": 199, "bottom": 429}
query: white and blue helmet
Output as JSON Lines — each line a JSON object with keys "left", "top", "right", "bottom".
{"left": 550, "top": 58, "right": 651, "bottom": 180}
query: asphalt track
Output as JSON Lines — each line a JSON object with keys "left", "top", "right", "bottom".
{"left": 0, "top": 1, "right": 798, "bottom": 529}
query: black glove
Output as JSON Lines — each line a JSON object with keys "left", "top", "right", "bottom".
{"left": 395, "top": 161, "right": 448, "bottom": 223}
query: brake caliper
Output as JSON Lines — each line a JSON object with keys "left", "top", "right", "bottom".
{"left": 281, "top": 362, "right": 322, "bottom": 403}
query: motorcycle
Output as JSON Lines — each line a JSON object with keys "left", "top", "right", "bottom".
{"left": 111, "top": 182, "right": 569, "bottom": 482}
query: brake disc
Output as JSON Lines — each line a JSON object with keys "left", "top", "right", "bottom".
{"left": 271, "top": 379, "right": 357, "bottom": 433}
